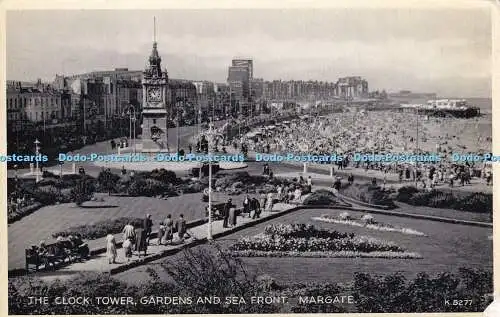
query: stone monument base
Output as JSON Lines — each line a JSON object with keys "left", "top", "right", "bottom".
{"left": 141, "top": 139, "right": 169, "bottom": 153}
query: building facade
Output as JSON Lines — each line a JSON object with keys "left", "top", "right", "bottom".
{"left": 7, "top": 80, "right": 76, "bottom": 132}
{"left": 334, "top": 76, "right": 369, "bottom": 99}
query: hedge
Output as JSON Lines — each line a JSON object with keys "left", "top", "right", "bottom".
{"left": 396, "top": 186, "right": 492, "bottom": 214}
{"left": 303, "top": 189, "right": 350, "bottom": 206}
{"left": 51, "top": 217, "right": 144, "bottom": 240}
{"left": 341, "top": 183, "right": 396, "bottom": 208}
{"left": 8, "top": 243, "right": 492, "bottom": 314}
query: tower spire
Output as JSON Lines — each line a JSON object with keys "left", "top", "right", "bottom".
{"left": 153, "top": 16, "right": 156, "bottom": 43}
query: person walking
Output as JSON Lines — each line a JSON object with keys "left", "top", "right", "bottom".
{"left": 122, "top": 238, "right": 133, "bottom": 262}
{"left": 134, "top": 227, "right": 148, "bottom": 257}
{"left": 105, "top": 234, "right": 117, "bottom": 264}
{"left": 229, "top": 206, "right": 237, "bottom": 227}
{"left": 265, "top": 192, "right": 274, "bottom": 211}
{"left": 223, "top": 199, "right": 232, "bottom": 228}
{"left": 162, "top": 214, "right": 174, "bottom": 245}
{"left": 143, "top": 214, "right": 153, "bottom": 245}
{"left": 122, "top": 222, "right": 136, "bottom": 247}
{"left": 348, "top": 173, "right": 354, "bottom": 185}
{"left": 243, "top": 195, "right": 251, "bottom": 216}
{"left": 176, "top": 214, "right": 187, "bottom": 241}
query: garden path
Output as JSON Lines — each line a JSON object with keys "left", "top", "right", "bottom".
{"left": 32, "top": 202, "right": 295, "bottom": 282}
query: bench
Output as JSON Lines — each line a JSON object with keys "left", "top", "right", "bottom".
{"left": 25, "top": 240, "right": 88, "bottom": 273}
{"left": 205, "top": 204, "right": 249, "bottom": 221}
{"left": 205, "top": 202, "right": 226, "bottom": 220}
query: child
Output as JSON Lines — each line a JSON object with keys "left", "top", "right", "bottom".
{"left": 123, "top": 238, "right": 132, "bottom": 262}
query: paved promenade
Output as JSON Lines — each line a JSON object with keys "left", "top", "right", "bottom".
{"left": 29, "top": 202, "right": 297, "bottom": 282}
{"left": 275, "top": 170, "right": 492, "bottom": 194}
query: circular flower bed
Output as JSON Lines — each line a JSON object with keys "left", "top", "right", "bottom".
{"left": 228, "top": 224, "right": 421, "bottom": 258}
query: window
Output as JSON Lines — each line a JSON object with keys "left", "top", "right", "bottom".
{"left": 9, "top": 99, "right": 12, "bottom": 109}
{"left": 153, "top": 119, "right": 157, "bottom": 124}
{"left": 14, "top": 99, "right": 17, "bottom": 108}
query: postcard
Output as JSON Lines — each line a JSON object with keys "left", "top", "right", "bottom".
{"left": 1, "top": 1, "right": 495, "bottom": 316}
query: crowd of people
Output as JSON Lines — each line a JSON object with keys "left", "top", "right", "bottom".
{"left": 30, "top": 234, "right": 90, "bottom": 269}
{"left": 105, "top": 213, "right": 190, "bottom": 264}
{"left": 237, "top": 109, "right": 492, "bottom": 190}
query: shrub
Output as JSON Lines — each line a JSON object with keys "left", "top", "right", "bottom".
{"left": 52, "top": 217, "right": 144, "bottom": 240}
{"left": 396, "top": 186, "right": 420, "bottom": 202}
{"left": 176, "top": 182, "right": 203, "bottom": 194}
{"left": 149, "top": 169, "right": 179, "bottom": 184}
{"left": 70, "top": 178, "right": 96, "bottom": 206}
{"left": 32, "top": 185, "right": 59, "bottom": 205}
{"left": 36, "top": 177, "right": 58, "bottom": 187}
{"left": 352, "top": 268, "right": 493, "bottom": 313}
{"left": 342, "top": 183, "right": 395, "bottom": 208}
{"left": 396, "top": 187, "right": 492, "bottom": 214}
{"left": 7, "top": 243, "right": 492, "bottom": 314}
{"left": 8, "top": 272, "right": 132, "bottom": 314}
{"left": 303, "top": 189, "right": 346, "bottom": 206}
{"left": 456, "top": 193, "right": 492, "bottom": 213}
{"left": 97, "top": 170, "right": 121, "bottom": 194}
{"left": 42, "top": 170, "right": 57, "bottom": 178}
{"left": 7, "top": 202, "right": 44, "bottom": 224}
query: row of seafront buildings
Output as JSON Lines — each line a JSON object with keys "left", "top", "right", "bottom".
{"left": 6, "top": 59, "right": 370, "bottom": 135}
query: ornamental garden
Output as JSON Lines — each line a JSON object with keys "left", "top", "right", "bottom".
{"left": 7, "top": 168, "right": 493, "bottom": 314}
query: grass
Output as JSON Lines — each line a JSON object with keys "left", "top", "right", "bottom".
{"left": 8, "top": 192, "right": 248, "bottom": 271}
{"left": 115, "top": 207, "right": 492, "bottom": 286}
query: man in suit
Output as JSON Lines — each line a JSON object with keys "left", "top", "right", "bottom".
{"left": 143, "top": 214, "right": 153, "bottom": 245}
{"left": 251, "top": 197, "right": 260, "bottom": 219}
{"left": 223, "top": 199, "right": 232, "bottom": 228}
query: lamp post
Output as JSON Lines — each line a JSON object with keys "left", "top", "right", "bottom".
{"left": 176, "top": 99, "right": 181, "bottom": 153}
{"left": 128, "top": 105, "right": 136, "bottom": 152}
{"left": 203, "top": 123, "right": 222, "bottom": 240}
{"left": 34, "top": 139, "right": 41, "bottom": 183}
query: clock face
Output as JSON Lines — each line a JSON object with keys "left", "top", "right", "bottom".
{"left": 147, "top": 87, "right": 162, "bottom": 102}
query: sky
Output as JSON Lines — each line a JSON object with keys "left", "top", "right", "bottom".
{"left": 6, "top": 8, "right": 492, "bottom": 98}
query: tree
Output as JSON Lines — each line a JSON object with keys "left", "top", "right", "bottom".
{"left": 70, "top": 177, "right": 95, "bottom": 206}
{"left": 97, "top": 169, "right": 119, "bottom": 195}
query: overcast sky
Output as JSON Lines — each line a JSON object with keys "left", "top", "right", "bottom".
{"left": 6, "top": 8, "right": 491, "bottom": 97}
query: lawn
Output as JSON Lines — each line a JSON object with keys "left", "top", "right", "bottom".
{"left": 8, "top": 191, "right": 246, "bottom": 270}
{"left": 116, "top": 207, "right": 492, "bottom": 286}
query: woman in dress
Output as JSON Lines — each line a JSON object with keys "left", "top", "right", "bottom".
{"left": 265, "top": 192, "right": 274, "bottom": 212}
{"left": 105, "top": 234, "right": 117, "bottom": 264}
{"left": 162, "top": 214, "right": 174, "bottom": 245}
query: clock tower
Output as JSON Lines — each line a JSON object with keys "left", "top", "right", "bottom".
{"left": 141, "top": 28, "right": 169, "bottom": 152}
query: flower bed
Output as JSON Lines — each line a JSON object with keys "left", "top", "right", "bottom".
{"left": 7, "top": 174, "right": 96, "bottom": 223}
{"left": 228, "top": 250, "right": 422, "bottom": 259}
{"left": 7, "top": 202, "right": 44, "bottom": 224}
{"left": 51, "top": 217, "right": 144, "bottom": 240}
{"left": 229, "top": 224, "right": 420, "bottom": 258}
{"left": 312, "top": 214, "right": 427, "bottom": 236}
